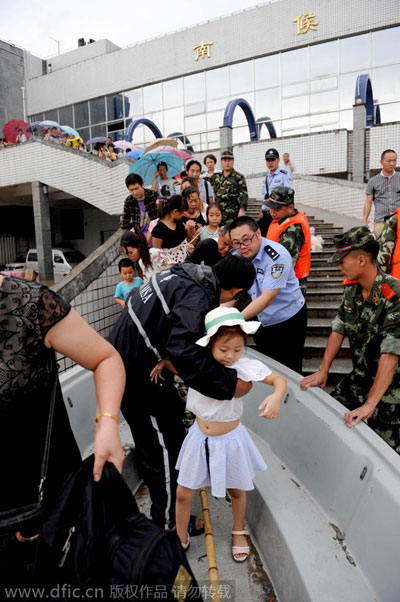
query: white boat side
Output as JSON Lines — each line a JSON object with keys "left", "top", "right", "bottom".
{"left": 60, "top": 349, "right": 400, "bottom": 602}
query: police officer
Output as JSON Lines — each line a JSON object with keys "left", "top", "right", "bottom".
{"left": 258, "top": 148, "right": 293, "bottom": 236}
{"left": 211, "top": 150, "right": 248, "bottom": 224}
{"left": 265, "top": 187, "right": 311, "bottom": 295}
{"left": 301, "top": 226, "right": 400, "bottom": 452}
{"left": 229, "top": 216, "right": 307, "bottom": 374}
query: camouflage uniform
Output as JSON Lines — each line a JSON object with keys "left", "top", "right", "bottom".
{"left": 211, "top": 169, "right": 248, "bottom": 224}
{"left": 328, "top": 229, "right": 400, "bottom": 449}
{"left": 377, "top": 212, "right": 398, "bottom": 274}
{"left": 265, "top": 187, "right": 308, "bottom": 294}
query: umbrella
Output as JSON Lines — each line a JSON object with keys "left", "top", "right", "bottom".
{"left": 129, "top": 151, "right": 184, "bottom": 186}
{"left": 147, "top": 145, "right": 192, "bottom": 161}
{"left": 123, "top": 149, "right": 143, "bottom": 160}
{"left": 114, "top": 140, "right": 139, "bottom": 150}
{"left": 2, "top": 119, "right": 30, "bottom": 143}
{"left": 85, "top": 137, "right": 107, "bottom": 146}
{"left": 40, "top": 120, "right": 60, "bottom": 128}
{"left": 27, "top": 121, "right": 43, "bottom": 133}
{"left": 143, "top": 137, "right": 178, "bottom": 153}
{"left": 60, "top": 125, "right": 80, "bottom": 138}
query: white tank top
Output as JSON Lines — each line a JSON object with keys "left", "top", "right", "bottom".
{"left": 186, "top": 357, "right": 271, "bottom": 422}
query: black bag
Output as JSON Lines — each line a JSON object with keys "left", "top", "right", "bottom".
{"left": 34, "top": 455, "right": 202, "bottom": 601}
{"left": 0, "top": 366, "right": 58, "bottom": 537}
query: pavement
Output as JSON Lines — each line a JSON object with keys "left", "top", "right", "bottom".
{"left": 134, "top": 483, "right": 277, "bottom": 602}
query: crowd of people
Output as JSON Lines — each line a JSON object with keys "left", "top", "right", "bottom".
{"left": 2, "top": 143, "right": 400, "bottom": 587}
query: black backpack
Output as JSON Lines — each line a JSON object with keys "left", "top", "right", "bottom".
{"left": 34, "top": 455, "right": 202, "bottom": 601}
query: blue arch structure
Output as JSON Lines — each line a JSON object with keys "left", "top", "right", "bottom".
{"left": 167, "top": 132, "right": 194, "bottom": 153}
{"left": 256, "top": 117, "right": 277, "bottom": 139}
{"left": 223, "top": 98, "right": 258, "bottom": 141}
{"left": 125, "top": 118, "right": 163, "bottom": 142}
{"left": 354, "top": 74, "right": 378, "bottom": 127}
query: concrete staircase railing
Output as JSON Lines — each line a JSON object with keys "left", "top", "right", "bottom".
{"left": 0, "top": 140, "right": 131, "bottom": 215}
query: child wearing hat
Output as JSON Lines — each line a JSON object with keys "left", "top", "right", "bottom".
{"left": 150, "top": 307, "right": 286, "bottom": 561}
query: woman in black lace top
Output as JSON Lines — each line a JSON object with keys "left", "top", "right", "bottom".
{"left": 0, "top": 275, "right": 125, "bottom": 580}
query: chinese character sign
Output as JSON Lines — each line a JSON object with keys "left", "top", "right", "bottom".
{"left": 293, "top": 12, "right": 319, "bottom": 34}
{"left": 193, "top": 41, "right": 213, "bottom": 61}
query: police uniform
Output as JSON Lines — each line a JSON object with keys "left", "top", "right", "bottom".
{"left": 244, "top": 238, "right": 306, "bottom": 374}
{"left": 261, "top": 168, "right": 293, "bottom": 209}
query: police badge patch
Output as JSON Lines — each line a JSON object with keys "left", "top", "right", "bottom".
{"left": 271, "top": 263, "right": 284, "bottom": 278}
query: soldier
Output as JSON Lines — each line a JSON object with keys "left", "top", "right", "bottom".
{"left": 258, "top": 148, "right": 293, "bottom": 236}
{"left": 300, "top": 226, "right": 400, "bottom": 452}
{"left": 377, "top": 208, "right": 400, "bottom": 277}
{"left": 211, "top": 150, "right": 248, "bottom": 224}
{"left": 265, "top": 187, "right": 311, "bottom": 295}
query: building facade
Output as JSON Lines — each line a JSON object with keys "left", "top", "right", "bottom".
{"left": 21, "top": 0, "right": 400, "bottom": 151}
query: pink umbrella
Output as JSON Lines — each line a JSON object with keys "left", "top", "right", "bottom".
{"left": 147, "top": 145, "right": 192, "bottom": 160}
{"left": 114, "top": 140, "right": 140, "bottom": 151}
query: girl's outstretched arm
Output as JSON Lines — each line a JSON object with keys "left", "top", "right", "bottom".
{"left": 258, "top": 372, "right": 287, "bottom": 419}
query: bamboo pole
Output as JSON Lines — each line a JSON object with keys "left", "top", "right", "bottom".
{"left": 199, "top": 487, "right": 221, "bottom": 602}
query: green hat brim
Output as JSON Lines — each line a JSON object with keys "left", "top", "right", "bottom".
{"left": 327, "top": 250, "right": 351, "bottom": 263}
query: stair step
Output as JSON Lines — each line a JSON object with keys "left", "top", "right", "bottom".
{"left": 306, "top": 318, "right": 334, "bottom": 336}
{"left": 302, "top": 357, "right": 352, "bottom": 386}
{"left": 309, "top": 266, "right": 341, "bottom": 274}
{"left": 306, "top": 289, "right": 343, "bottom": 303}
{"left": 303, "top": 336, "right": 350, "bottom": 359}
{"left": 306, "top": 303, "right": 339, "bottom": 319}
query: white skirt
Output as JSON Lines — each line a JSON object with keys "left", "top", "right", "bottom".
{"left": 176, "top": 421, "right": 267, "bottom": 498}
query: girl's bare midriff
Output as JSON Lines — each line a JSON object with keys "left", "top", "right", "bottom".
{"left": 196, "top": 416, "right": 240, "bottom": 436}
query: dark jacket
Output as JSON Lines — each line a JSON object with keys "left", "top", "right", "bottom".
{"left": 108, "top": 263, "right": 237, "bottom": 400}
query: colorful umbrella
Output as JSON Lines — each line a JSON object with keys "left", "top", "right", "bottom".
{"left": 123, "top": 149, "right": 143, "bottom": 160}
{"left": 85, "top": 137, "right": 107, "bottom": 146}
{"left": 143, "top": 137, "right": 178, "bottom": 153}
{"left": 147, "top": 145, "right": 192, "bottom": 161}
{"left": 27, "top": 121, "right": 43, "bottom": 133}
{"left": 40, "top": 120, "right": 60, "bottom": 128}
{"left": 2, "top": 120, "right": 30, "bottom": 143}
{"left": 114, "top": 140, "right": 139, "bottom": 150}
{"left": 60, "top": 125, "right": 80, "bottom": 138}
{"left": 129, "top": 151, "right": 184, "bottom": 186}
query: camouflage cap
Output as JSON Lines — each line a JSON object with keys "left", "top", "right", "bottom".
{"left": 221, "top": 150, "right": 234, "bottom": 159}
{"left": 327, "top": 226, "right": 375, "bottom": 263}
{"left": 264, "top": 186, "right": 295, "bottom": 209}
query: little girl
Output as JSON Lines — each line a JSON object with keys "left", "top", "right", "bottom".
{"left": 151, "top": 307, "right": 286, "bottom": 562}
{"left": 150, "top": 194, "right": 191, "bottom": 265}
{"left": 200, "top": 203, "right": 223, "bottom": 242}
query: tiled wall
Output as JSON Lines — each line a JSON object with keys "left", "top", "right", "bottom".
{"left": 245, "top": 173, "right": 367, "bottom": 221}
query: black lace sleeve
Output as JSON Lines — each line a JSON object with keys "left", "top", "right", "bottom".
{"left": 38, "top": 286, "right": 71, "bottom": 339}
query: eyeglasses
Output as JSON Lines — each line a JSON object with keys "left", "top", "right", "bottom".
{"left": 231, "top": 232, "right": 257, "bottom": 249}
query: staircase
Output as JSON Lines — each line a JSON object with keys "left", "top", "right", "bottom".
{"left": 246, "top": 198, "right": 352, "bottom": 386}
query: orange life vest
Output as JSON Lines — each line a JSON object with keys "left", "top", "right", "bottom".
{"left": 267, "top": 211, "right": 311, "bottom": 279}
{"left": 390, "top": 208, "right": 400, "bottom": 279}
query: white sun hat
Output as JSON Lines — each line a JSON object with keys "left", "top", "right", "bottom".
{"left": 196, "top": 306, "right": 260, "bottom": 347}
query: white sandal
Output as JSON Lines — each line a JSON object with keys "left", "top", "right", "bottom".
{"left": 231, "top": 530, "right": 250, "bottom": 563}
{"left": 181, "top": 533, "right": 190, "bottom": 551}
